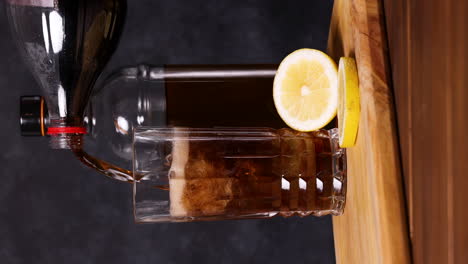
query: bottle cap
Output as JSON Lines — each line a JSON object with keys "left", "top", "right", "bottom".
{"left": 20, "top": 96, "right": 47, "bottom": 136}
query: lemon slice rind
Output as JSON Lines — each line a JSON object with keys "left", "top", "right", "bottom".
{"left": 338, "top": 57, "right": 360, "bottom": 148}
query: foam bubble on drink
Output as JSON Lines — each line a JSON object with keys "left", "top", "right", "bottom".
{"left": 168, "top": 132, "right": 235, "bottom": 217}
{"left": 169, "top": 136, "right": 189, "bottom": 217}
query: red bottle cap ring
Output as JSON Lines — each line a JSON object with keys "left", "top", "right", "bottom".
{"left": 47, "top": 127, "right": 87, "bottom": 135}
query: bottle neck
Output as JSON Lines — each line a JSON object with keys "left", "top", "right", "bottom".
{"left": 47, "top": 118, "right": 87, "bottom": 149}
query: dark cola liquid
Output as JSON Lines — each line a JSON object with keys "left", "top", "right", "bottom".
{"left": 167, "top": 129, "right": 342, "bottom": 218}
{"left": 164, "top": 65, "right": 287, "bottom": 128}
{"left": 7, "top": 0, "right": 126, "bottom": 123}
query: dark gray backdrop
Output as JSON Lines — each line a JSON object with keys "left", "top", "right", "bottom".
{"left": 0, "top": 0, "right": 335, "bottom": 263}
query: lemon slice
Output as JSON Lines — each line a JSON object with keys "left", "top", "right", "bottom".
{"left": 337, "top": 57, "right": 360, "bottom": 148}
{"left": 273, "top": 49, "right": 338, "bottom": 131}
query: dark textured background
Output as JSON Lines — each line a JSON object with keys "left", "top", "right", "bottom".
{"left": 0, "top": 0, "right": 335, "bottom": 263}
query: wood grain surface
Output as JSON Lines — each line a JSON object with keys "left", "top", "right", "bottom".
{"left": 385, "top": 0, "right": 468, "bottom": 263}
{"left": 328, "top": 0, "right": 411, "bottom": 263}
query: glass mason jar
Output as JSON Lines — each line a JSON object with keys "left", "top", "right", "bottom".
{"left": 133, "top": 127, "right": 346, "bottom": 223}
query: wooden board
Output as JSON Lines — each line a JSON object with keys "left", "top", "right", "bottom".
{"left": 384, "top": 0, "right": 468, "bottom": 263}
{"left": 327, "top": 0, "right": 411, "bottom": 263}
